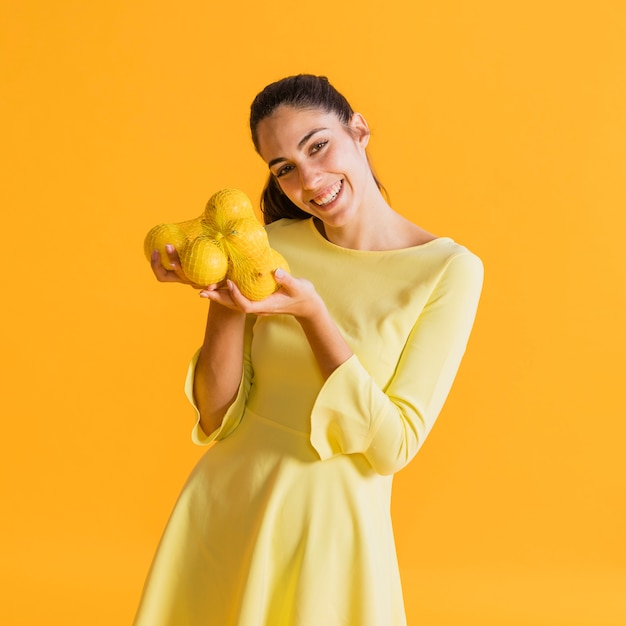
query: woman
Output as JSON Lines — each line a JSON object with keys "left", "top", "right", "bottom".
{"left": 134, "top": 74, "right": 483, "bottom": 626}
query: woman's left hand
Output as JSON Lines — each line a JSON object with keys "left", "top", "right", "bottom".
{"left": 199, "top": 268, "right": 322, "bottom": 321}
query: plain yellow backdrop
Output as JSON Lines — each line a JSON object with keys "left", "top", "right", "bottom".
{"left": 2, "top": 1, "right": 625, "bottom": 624}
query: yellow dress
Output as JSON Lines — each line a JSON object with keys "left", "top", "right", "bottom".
{"left": 133, "top": 218, "right": 483, "bottom": 626}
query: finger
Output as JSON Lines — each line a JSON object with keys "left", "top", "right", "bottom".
{"left": 200, "top": 282, "right": 228, "bottom": 293}
{"left": 165, "top": 244, "right": 182, "bottom": 272}
{"left": 150, "top": 250, "right": 175, "bottom": 282}
{"left": 150, "top": 249, "right": 163, "bottom": 271}
{"left": 164, "top": 244, "right": 191, "bottom": 282}
{"left": 199, "top": 283, "right": 230, "bottom": 297}
{"left": 165, "top": 244, "right": 180, "bottom": 265}
{"left": 199, "top": 285, "right": 239, "bottom": 310}
{"left": 154, "top": 268, "right": 184, "bottom": 283}
{"left": 226, "top": 279, "right": 251, "bottom": 308}
{"left": 272, "top": 267, "right": 291, "bottom": 288}
{"left": 229, "top": 279, "right": 278, "bottom": 314}
{"left": 150, "top": 249, "right": 189, "bottom": 284}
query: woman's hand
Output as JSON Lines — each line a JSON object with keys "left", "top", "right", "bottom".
{"left": 150, "top": 245, "right": 220, "bottom": 291}
{"left": 199, "top": 268, "right": 322, "bottom": 321}
{"left": 150, "top": 247, "right": 316, "bottom": 320}
{"left": 202, "top": 266, "right": 353, "bottom": 381}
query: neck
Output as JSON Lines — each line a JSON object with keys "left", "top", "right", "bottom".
{"left": 315, "top": 200, "right": 434, "bottom": 252}
{"left": 316, "top": 198, "right": 402, "bottom": 251}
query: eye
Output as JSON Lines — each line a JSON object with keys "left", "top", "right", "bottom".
{"left": 276, "top": 164, "right": 294, "bottom": 178}
{"left": 310, "top": 140, "right": 328, "bottom": 154}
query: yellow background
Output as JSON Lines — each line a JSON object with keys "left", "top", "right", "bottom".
{"left": 2, "top": 1, "right": 625, "bottom": 624}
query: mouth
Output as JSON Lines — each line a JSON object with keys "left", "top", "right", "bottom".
{"left": 311, "top": 180, "right": 343, "bottom": 207}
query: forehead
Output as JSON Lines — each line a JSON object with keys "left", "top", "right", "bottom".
{"left": 256, "top": 106, "right": 343, "bottom": 161}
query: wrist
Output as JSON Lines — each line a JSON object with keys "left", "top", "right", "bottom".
{"left": 294, "top": 291, "right": 326, "bottom": 324}
{"left": 209, "top": 300, "right": 246, "bottom": 320}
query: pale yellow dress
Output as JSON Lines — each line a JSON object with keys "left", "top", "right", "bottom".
{"left": 133, "top": 217, "right": 483, "bottom": 626}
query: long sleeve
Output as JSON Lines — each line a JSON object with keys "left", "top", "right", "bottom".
{"left": 184, "top": 313, "right": 256, "bottom": 445}
{"left": 309, "top": 251, "right": 484, "bottom": 475}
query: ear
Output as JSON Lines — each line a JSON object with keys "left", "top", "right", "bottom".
{"left": 349, "top": 112, "right": 370, "bottom": 148}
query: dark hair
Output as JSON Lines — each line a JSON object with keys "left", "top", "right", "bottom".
{"left": 249, "top": 74, "right": 387, "bottom": 224}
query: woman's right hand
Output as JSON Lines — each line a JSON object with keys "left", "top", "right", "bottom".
{"left": 151, "top": 245, "right": 217, "bottom": 290}
{"left": 198, "top": 268, "right": 321, "bottom": 320}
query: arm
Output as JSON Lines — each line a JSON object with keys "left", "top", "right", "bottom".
{"left": 309, "top": 252, "right": 484, "bottom": 475}
{"left": 151, "top": 246, "right": 253, "bottom": 441}
{"left": 202, "top": 268, "right": 354, "bottom": 382}
{"left": 293, "top": 287, "right": 354, "bottom": 381}
{"left": 193, "top": 303, "right": 248, "bottom": 437}
{"left": 150, "top": 241, "right": 350, "bottom": 443}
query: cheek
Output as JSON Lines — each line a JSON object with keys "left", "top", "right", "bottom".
{"left": 278, "top": 178, "right": 307, "bottom": 208}
{"left": 326, "top": 142, "right": 365, "bottom": 176}
{"left": 324, "top": 144, "right": 344, "bottom": 169}
{"left": 278, "top": 176, "right": 298, "bottom": 196}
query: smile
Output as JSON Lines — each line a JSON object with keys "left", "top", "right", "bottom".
{"left": 311, "top": 180, "right": 343, "bottom": 207}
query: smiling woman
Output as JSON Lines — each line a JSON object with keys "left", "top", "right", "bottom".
{"left": 134, "top": 74, "right": 484, "bottom": 626}
{"left": 256, "top": 107, "right": 376, "bottom": 238}
{"left": 251, "top": 75, "right": 390, "bottom": 227}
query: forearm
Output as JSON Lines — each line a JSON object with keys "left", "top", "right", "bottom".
{"left": 296, "top": 296, "right": 353, "bottom": 380}
{"left": 193, "top": 303, "right": 247, "bottom": 436}
{"left": 309, "top": 252, "right": 484, "bottom": 474}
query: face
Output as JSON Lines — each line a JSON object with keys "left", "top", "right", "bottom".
{"left": 255, "top": 106, "right": 373, "bottom": 228}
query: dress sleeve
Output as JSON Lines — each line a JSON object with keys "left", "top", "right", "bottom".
{"left": 309, "top": 252, "right": 484, "bottom": 475}
{"left": 184, "top": 314, "right": 256, "bottom": 446}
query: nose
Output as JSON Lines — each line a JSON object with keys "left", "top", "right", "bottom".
{"left": 298, "top": 163, "right": 322, "bottom": 191}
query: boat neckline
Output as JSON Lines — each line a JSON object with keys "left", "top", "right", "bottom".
{"left": 306, "top": 218, "right": 453, "bottom": 254}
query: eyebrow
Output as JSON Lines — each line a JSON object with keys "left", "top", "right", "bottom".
{"left": 268, "top": 127, "right": 328, "bottom": 169}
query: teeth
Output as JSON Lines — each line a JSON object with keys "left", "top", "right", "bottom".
{"left": 312, "top": 180, "right": 342, "bottom": 206}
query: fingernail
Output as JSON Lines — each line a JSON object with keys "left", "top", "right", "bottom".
{"left": 275, "top": 268, "right": 285, "bottom": 278}
{"left": 151, "top": 250, "right": 159, "bottom": 260}
{"left": 165, "top": 244, "right": 174, "bottom": 253}
{"left": 199, "top": 291, "right": 209, "bottom": 299}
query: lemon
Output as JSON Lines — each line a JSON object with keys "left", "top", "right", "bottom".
{"left": 145, "top": 189, "right": 288, "bottom": 296}
{"left": 218, "top": 217, "right": 270, "bottom": 260}
{"left": 203, "top": 188, "right": 255, "bottom": 232}
{"left": 230, "top": 248, "right": 290, "bottom": 301}
{"left": 144, "top": 223, "right": 188, "bottom": 268}
{"left": 179, "top": 236, "right": 229, "bottom": 286}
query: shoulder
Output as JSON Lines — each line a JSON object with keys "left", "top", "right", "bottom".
{"left": 407, "top": 237, "right": 482, "bottom": 270}
{"left": 430, "top": 242, "right": 484, "bottom": 302}
{"left": 400, "top": 238, "right": 484, "bottom": 298}
{"left": 438, "top": 240, "right": 483, "bottom": 268}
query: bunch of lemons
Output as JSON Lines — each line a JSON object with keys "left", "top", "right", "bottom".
{"left": 144, "top": 188, "right": 288, "bottom": 300}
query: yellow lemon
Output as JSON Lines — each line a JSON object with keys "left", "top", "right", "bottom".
{"left": 218, "top": 217, "right": 270, "bottom": 261}
{"left": 144, "top": 223, "right": 188, "bottom": 268}
{"left": 230, "top": 248, "right": 290, "bottom": 301}
{"left": 179, "top": 236, "right": 229, "bottom": 286}
{"left": 145, "top": 189, "right": 289, "bottom": 294}
{"left": 203, "top": 188, "right": 255, "bottom": 232}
